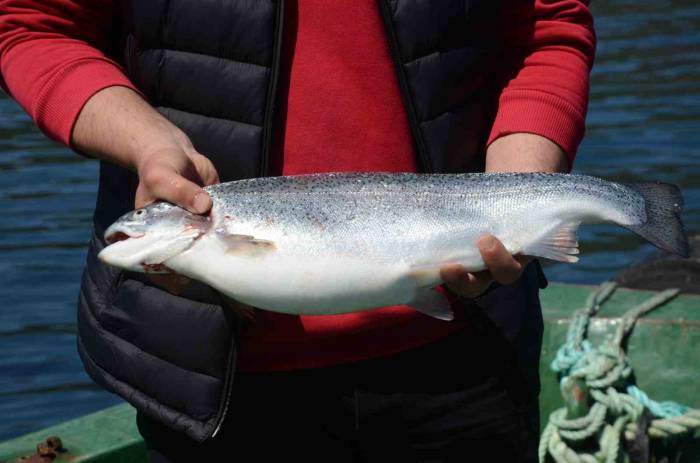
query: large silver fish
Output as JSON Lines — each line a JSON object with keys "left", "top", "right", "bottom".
{"left": 98, "top": 173, "right": 688, "bottom": 320}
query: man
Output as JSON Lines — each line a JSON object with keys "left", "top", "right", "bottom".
{"left": 0, "top": 0, "right": 595, "bottom": 461}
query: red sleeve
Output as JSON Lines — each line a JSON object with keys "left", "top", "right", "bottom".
{"left": 0, "top": 0, "right": 138, "bottom": 146}
{"left": 487, "top": 0, "right": 596, "bottom": 165}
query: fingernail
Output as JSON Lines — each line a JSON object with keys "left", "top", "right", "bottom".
{"left": 481, "top": 235, "right": 497, "bottom": 251}
{"left": 192, "top": 192, "right": 211, "bottom": 213}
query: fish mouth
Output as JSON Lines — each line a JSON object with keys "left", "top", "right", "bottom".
{"left": 98, "top": 230, "right": 162, "bottom": 271}
{"left": 105, "top": 231, "right": 144, "bottom": 244}
{"left": 99, "top": 222, "right": 203, "bottom": 272}
{"left": 104, "top": 225, "right": 145, "bottom": 244}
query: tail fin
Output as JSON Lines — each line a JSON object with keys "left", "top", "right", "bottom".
{"left": 623, "top": 182, "right": 690, "bottom": 258}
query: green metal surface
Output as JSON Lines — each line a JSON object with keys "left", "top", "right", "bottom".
{"left": 0, "top": 283, "right": 698, "bottom": 462}
{"left": 0, "top": 404, "right": 146, "bottom": 463}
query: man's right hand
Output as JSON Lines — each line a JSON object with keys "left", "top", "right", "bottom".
{"left": 72, "top": 86, "right": 220, "bottom": 214}
{"left": 134, "top": 136, "right": 220, "bottom": 214}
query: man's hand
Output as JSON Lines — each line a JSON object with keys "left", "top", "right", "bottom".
{"left": 72, "top": 86, "right": 220, "bottom": 214}
{"left": 440, "top": 235, "right": 530, "bottom": 298}
{"left": 134, "top": 136, "right": 219, "bottom": 213}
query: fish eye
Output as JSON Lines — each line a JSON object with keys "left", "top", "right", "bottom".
{"left": 134, "top": 209, "right": 146, "bottom": 217}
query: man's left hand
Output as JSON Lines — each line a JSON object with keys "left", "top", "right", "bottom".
{"left": 440, "top": 235, "right": 530, "bottom": 299}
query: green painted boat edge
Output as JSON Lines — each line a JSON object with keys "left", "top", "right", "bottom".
{"left": 539, "top": 281, "right": 700, "bottom": 321}
{"left": 1, "top": 283, "right": 698, "bottom": 462}
{"left": 0, "top": 404, "right": 146, "bottom": 463}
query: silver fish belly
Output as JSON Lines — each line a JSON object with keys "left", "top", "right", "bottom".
{"left": 99, "top": 173, "right": 688, "bottom": 320}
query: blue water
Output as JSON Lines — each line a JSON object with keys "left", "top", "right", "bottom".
{"left": 0, "top": 1, "right": 698, "bottom": 441}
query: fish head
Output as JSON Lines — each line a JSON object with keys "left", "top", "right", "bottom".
{"left": 98, "top": 202, "right": 211, "bottom": 273}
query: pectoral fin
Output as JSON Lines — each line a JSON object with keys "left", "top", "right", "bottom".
{"left": 408, "top": 288, "right": 454, "bottom": 321}
{"left": 217, "top": 232, "right": 277, "bottom": 256}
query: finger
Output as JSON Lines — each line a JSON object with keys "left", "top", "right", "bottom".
{"left": 142, "top": 166, "right": 212, "bottom": 214}
{"left": 478, "top": 235, "right": 523, "bottom": 285}
{"left": 134, "top": 182, "right": 157, "bottom": 209}
{"left": 440, "top": 264, "right": 492, "bottom": 298}
{"left": 189, "top": 152, "right": 220, "bottom": 186}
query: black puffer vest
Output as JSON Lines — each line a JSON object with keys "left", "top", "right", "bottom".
{"left": 78, "top": 0, "right": 544, "bottom": 442}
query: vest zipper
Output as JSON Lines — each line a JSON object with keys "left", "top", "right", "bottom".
{"left": 210, "top": 0, "right": 285, "bottom": 439}
{"left": 377, "top": 0, "right": 433, "bottom": 173}
{"left": 210, "top": 331, "right": 237, "bottom": 438}
{"left": 260, "top": 0, "right": 286, "bottom": 177}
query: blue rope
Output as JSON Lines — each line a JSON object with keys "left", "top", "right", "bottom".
{"left": 626, "top": 385, "right": 688, "bottom": 418}
{"left": 551, "top": 338, "right": 591, "bottom": 378}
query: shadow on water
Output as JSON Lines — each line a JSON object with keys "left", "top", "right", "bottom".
{"left": 0, "top": 0, "right": 698, "bottom": 442}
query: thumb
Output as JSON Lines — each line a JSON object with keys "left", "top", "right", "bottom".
{"left": 140, "top": 167, "right": 212, "bottom": 214}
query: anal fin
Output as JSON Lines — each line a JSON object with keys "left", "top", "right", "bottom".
{"left": 522, "top": 222, "right": 580, "bottom": 263}
{"left": 408, "top": 288, "right": 454, "bottom": 321}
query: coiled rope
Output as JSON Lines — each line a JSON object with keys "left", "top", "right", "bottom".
{"left": 539, "top": 282, "right": 700, "bottom": 463}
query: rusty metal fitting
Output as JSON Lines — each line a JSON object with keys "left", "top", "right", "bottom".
{"left": 35, "top": 442, "right": 56, "bottom": 459}
{"left": 14, "top": 436, "right": 65, "bottom": 462}
{"left": 44, "top": 437, "right": 62, "bottom": 451}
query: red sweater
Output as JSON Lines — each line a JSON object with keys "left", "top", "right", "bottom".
{"left": 0, "top": 0, "right": 595, "bottom": 371}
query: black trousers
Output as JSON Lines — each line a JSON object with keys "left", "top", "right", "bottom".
{"left": 137, "top": 310, "right": 540, "bottom": 463}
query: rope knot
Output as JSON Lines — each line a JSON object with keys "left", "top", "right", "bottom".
{"left": 540, "top": 282, "right": 698, "bottom": 463}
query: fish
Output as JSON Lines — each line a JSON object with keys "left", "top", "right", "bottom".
{"left": 98, "top": 172, "right": 689, "bottom": 320}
